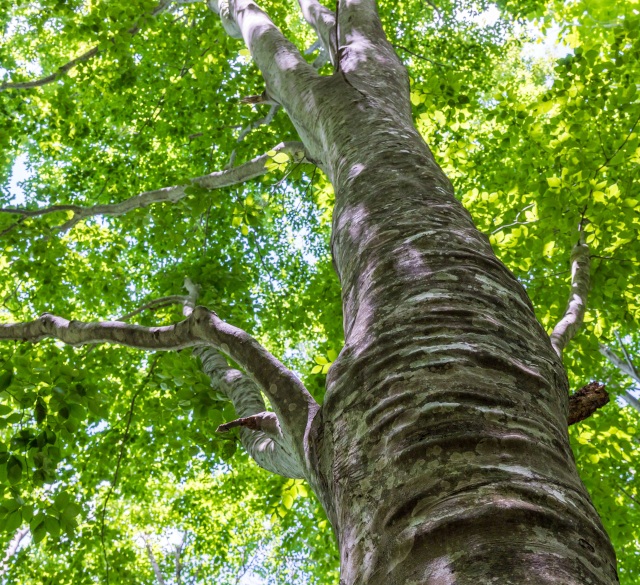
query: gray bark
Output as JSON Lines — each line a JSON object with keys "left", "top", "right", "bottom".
{"left": 550, "top": 234, "right": 590, "bottom": 357}
{"left": 0, "top": 142, "right": 304, "bottom": 234}
{"left": 217, "top": 1, "right": 619, "bottom": 582}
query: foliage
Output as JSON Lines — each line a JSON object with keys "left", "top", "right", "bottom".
{"left": 0, "top": 0, "right": 639, "bottom": 582}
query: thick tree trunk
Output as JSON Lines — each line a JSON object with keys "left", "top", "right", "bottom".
{"left": 309, "top": 102, "right": 620, "bottom": 583}
{"left": 207, "top": 2, "right": 620, "bottom": 582}
{"left": 294, "top": 10, "right": 618, "bottom": 585}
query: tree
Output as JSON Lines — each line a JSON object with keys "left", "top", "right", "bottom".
{"left": 0, "top": 0, "right": 639, "bottom": 583}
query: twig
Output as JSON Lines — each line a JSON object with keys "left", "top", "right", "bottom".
{"left": 100, "top": 358, "right": 159, "bottom": 584}
{"left": 392, "top": 44, "right": 450, "bottom": 68}
{"left": 118, "top": 295, "right": 187, "bottom": 322}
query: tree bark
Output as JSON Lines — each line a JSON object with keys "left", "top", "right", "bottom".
{"left": 214, "top": 0, "right": 619, "bottom": 582}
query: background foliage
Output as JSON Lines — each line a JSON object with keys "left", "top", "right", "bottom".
{"left": 1, "top": 0, "right": 639, "bottom": 582}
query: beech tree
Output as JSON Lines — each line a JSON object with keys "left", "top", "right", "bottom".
{"left": 1, "top": 0, "right": 639, "bottom": 583}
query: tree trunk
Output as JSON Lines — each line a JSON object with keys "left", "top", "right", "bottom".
{"left": 309, "top": 97, "right": 620, "bottom": 581}
{"left": 254, "top": 4, "right": 619, "bottom": 583}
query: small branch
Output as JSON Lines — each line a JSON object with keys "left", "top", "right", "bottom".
{"left": 174, "top": 532, "right": 186, "bottom": 585}
{"left": 392, "top": 44, "right": 450, "bottom": 68}
{"left": 181, "top": 280, "right": 303, "bottom": 476}
{"left": 600, "top": 344, "right": 640, "bottom": 413}
{"left": 0, "top": 0, "right": 172, "bottom": 92}
{"left": 296, "top": 0, "right": 338, "bottom": 66}
{"left": 550, "top": 231, "right": 590, "bottom": 357}
{"left": 491, "top": 203, "right": 535, "bottom": 234}
{"left": 424, "top": 0, "right": 444, "bottom": 21}
{"left": 615, "top": 331, "right": 639, "bottom": 378}
{"left": 144, "top": 536, "right": 168, "bottom": 585}
{"left": 195, "top": 347, "right": 305, "bottom": 478}
{"left": 567, "top": 382, "right": 609, "bottom": 425}
{"left": 0, "top": 526, "right": 30, "bottom": 576}
{"left": 0, "top": 142, "right": 305, "bottom": 235}
{"left": 100, "top": 359, "right": 159, "bottom": 583}
{"left": 227, "top": 105, "right": 280, "bottom": 168}
{"left": 600, "top": 344, "right": 640, "bottom": 384}
{"left": 118, "top": 295, "right": 187, "bottom": 322}
{"left": 217, "top": 411, "right": 280, "bottom": 434}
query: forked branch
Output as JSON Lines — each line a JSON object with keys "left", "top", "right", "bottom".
{"left": 296, "top": 0, "right": 338, "bottom": 66}
{"left": 183, "top": 279, "right": 305, "bottom": 477}
{"left": 0, "top": 306, "right": 317, "bottom": 458}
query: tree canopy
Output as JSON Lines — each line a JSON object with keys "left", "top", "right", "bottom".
{"left": 0, "top": 0, "right": 639, "bottom": 582}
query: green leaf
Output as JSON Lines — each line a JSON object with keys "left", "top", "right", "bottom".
{"left": 0, "top": 370, "right": 13, "bottom": 391}
{"left": 6, "top": 455, "right": 23, "bottom": 485}
{"left": 31, "top": 514, "right": 47, "bottom": 543}
{"left": 5, "top": 509, "right": 21, "bottom": 532}
{"left": 35, "top": 397, "right": 47, "bottom": 424}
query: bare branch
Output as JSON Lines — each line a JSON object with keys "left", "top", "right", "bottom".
{"left": 550, "top": 233, "right": 590, "bottom": 357}
{"left": 0, "top": 527, "right": 29, "bottom": 577}
{"left": 216, "top": 411, "right": 280, "bottom": 434}
{"left": 615, "top": 331, "right": 639, "bottom": 378}
{"left": 0, "top": 0, "right": 172, "bottom": 92}
{"left": 174, "top": 532, "right": 186, "bottom": 585}
{"left": 600, "top": 344, "right": 640, "bottom": 384}
{"left": 196, "top": 347, "right": 305, "bottom": 478}
{"left": 144, "top": 536, "right": 168, "bottom": 585}
{"left": 0, "top": 306, "right": 317, "bottom": 467}
{"left": 599, "top": 344, "right": 640, "bottom": 413}
{"left": 567, "top": 382, "right": 609, "bottom": 425}
{"left": 0, "top": 142, "right": 305, "bottom": 234}
{"left": 227, "top": 105, "right": 280, "bottom": 168}
{"left": 392, "top": 44, "right": 450, "bottom": 68}
{"left": 181, "top": 280, "right": 303, "bottom": 476}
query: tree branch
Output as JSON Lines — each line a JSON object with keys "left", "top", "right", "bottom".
{"left": 144, "top": 536, "right": 168, "bottom": 585}
{"left": 0, "top": 527, "right": 29, "bottom": 577}
{"left": 227, "top": 104, "right": 280, "bottom": 168}
{"left": 296, "top": 0, "right": 338, "bottom": 66}
{"left": 0, "top": 142, "right": 305, "bottom": 234}
{"left": 0, "top": 306, "right": 317, "bottom": 469}
{"left": 567, "top": 382, "right": 609, "bottom": 425}
{"left": 118, "top": 295, "right": 188, "bottom": 322}
{"left": 216, "top": 411, "right": 279, "bottom": 433}
{"left": 0, "top": 0, "right": 172, "bottom": 92}
{"left": 182, "top": 279, "right": 305, "bottom": 477}
{"left": 599, "top": 343, "right": 640, "bottom": 413}
{"left": 550, "top": 232, "right": 590, "bottom": 357}
{"left": 195, "top": 347, "right": 305, "bottom": 477}
{"left": 174, "top": 532, "right": 186, "bottom": 585}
